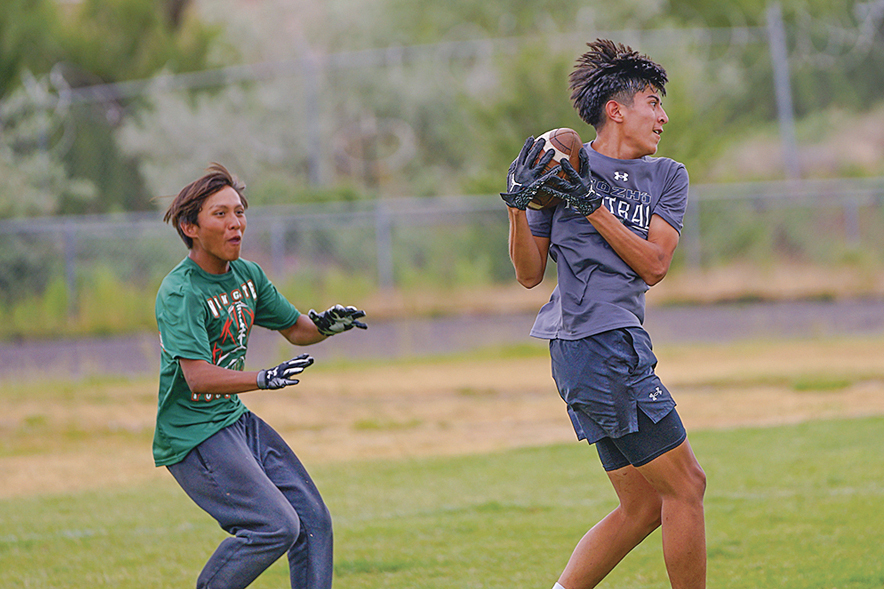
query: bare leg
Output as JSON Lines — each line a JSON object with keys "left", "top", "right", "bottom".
{"left": 637, "top": 439, "right": 706, "bottom": 589}
{"left": 557, "top": 467, "right": 662, "bottom": 589}
{"left": 557, "top": 439, "right": 706, "bottom": 589}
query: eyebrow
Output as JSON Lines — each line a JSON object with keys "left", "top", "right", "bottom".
{"left": 205, "top": 199, "right": 245, "bottom": 212}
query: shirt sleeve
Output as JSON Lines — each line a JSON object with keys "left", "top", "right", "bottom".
{"left": 156, "top": 290, "right": 213, "bottom": 362}
{"left": 653, "top": 163, "right": 689, "bottom": 234}
{"left": 526, "top": 206, "right": 554, "bottom": 238}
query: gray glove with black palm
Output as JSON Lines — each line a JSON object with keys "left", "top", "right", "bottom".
{"left": 543, "top": 147, "right": 602, "bottom": 216}
{"left": 257, "top": 353, "right": 314, "bottom": 390}
{"left": 500, "top": 136, "right": 560, "bottom": 210}
{"left": 308, "top": 304, "right": 368, "bottom": 336}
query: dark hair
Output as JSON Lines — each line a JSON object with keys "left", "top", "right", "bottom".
{"left": 163, "top": 163, "right": 248, "bottom": 249}
{"left": 569, "top": 39, "right": 668, "bottom": 129}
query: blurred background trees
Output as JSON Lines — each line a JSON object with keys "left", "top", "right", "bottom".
{"left": 0, "top": 0, "right": 216, "bottom": 216}
{"left": 1, "top": 0, "right": 882, "bottom": 218}
{"left": 1, "top": 0, "right": 883, "bottom": 339}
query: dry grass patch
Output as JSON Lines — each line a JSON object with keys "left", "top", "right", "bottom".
{"left": 1, "top": 336, "right": 883, "bottom": 499}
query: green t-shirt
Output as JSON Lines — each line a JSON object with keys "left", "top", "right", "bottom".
{"left": 153, "top": 257, "right": 300, "bottom": 466}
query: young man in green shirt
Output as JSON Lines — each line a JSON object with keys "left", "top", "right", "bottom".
{"left": 154, "top": 163, "right": 366, "bottom": 589}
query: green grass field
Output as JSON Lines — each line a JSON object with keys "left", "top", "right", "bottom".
{"left": 1, "top": 415, "right": 883, "bottom": 589}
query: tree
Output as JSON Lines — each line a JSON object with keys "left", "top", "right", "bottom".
{"left": 0, "top": 0, "right": 62, "bottom": 101}
{"left": 0, "top": 0, "right": 221, "bottom": 216}
{"left": 0, "top": 81, "right": 97, "bottom": 218}
{"left": 60, "top": 0, "right": 215, "bottom": 85}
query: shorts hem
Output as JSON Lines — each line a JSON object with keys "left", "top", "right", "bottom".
{"left": 631, "top": 429, "right": 687, "bottom": 468}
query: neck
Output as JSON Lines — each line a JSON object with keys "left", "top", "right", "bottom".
{"left": 590, "top": 133, "right": 644, "bottom": 160}
{"left": 188, "top": 250, "right": 230, "bottom": 275}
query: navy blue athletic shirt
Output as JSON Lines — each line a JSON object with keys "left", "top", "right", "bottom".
{"left": 527, "top": 141, "right": 689, "bottom": 341}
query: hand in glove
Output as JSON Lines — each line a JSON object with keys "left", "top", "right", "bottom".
{"left": 308, "top": 304, "right": 368, "bottom": 336}
{"left": 499, "top": 136, "right": 560, "bottom": 210}
{"left": 257, "top": 354, "right": 315, "bottom": 390}
{"left": 543, "top": 147, "right": 602, "bottom": 216}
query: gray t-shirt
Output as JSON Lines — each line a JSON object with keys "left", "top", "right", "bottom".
{"left": 527, "top": 142, "right": 689, "bottom": 340}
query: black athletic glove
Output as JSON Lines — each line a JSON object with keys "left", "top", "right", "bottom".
{"left": 257, "top": 353, "right": 314, "bottom": 390}
{"left": 308, "top": 304, "right": 368, "bottom": 336}
{"left": 543, "top": 147, "right": 602, "bottom": 216}
{"left": 499, "top": 136, "right": 560, "bottom": 210}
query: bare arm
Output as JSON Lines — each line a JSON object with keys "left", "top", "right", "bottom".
{"left": 180, "top": 315, "right": 325, "bottom": 395}
{"left": 180, "top": 358, "right": 265, "bottom": 395}
{"left": 278, "top": 313, "right": 328, "bottom": 346}
{"left": 507, "top": 207, "right": 550, "bottom": 288}
{"left": 586, "top": 210, "right": 680, "bottom": 286}
{"left": 549, "top": 145, "right": 680, "bottom": 286}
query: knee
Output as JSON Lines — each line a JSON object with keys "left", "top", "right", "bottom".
{"left": 621, "top": 494, "right": 663, "bottom": 533}
{"left": 683, "top": 463, "right": 707, "bottom": 505}
{"left": 635, "top": 506, "right": 663, "bottom": 536}
{"left": 288, "top": 499, "right": 333, "bottom": 548}
{"left": 693, "top": 463, "right": 707, "bottom": 496}
{"left": 640, "top": 497, "right": 664, "bottom": 531}
{"left": 310, "top": 501, "right": 333, "bottom": 538}
{"left": 273, "top": 509, "right": 302, "bottom": 550}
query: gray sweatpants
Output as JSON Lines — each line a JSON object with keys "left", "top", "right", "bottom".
{"left": 168, "top": 412, "right": 333, "bottom": 589}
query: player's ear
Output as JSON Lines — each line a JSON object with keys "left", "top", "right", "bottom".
{"left": 605, "top": 99, "right": 624, "bottom": 124}
{"left": 180, "top": 220, "right": 199, "bottom": 239}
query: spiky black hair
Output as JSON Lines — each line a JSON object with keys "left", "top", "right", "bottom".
{"left": 569, "top": 39, "right": 668, "bottom": 128}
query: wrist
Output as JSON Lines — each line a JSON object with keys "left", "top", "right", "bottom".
{"left": 500, "top": 191, "right": 532, "bottom": 210}
{"left": 507, "top": 206, "right": 530, "bottom": 221}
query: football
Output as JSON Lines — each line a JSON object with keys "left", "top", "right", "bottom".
{"left": 528, "top": 127, "right": 583, "bottom": 210}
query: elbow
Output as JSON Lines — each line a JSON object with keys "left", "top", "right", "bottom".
{"left": 644, "top": 274, "right": 664, "bottom": 287}
{"left": 512, "top": 258, "right": 547, "bottom": 289}
{"left": 180, "top": 362, "right": 215, "bottom": 394}
{"left": 516, "top": 274, "right": 544, "bottom": 289}
{"left": 642, "top": 262, "right": 670, "bottom": 287}
{"left": 184, "top": 375, "right": 210, "bottom": 394}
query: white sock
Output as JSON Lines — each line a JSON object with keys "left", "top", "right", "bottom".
{"left": 553, "top": 583, "right": 567, "bottom": 589}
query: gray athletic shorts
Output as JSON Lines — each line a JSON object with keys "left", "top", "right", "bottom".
{"left": 550, "top": 327, "right": 685, "bottom": 470}
{"left": 595, "top": 408, "right": 686, "bottom": 471}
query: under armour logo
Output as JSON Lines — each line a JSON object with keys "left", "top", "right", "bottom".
{"left": 649, "top": 387, "right": 662, "bottom": 401}
{"left": 614, "top": 171, "right": 629, "bottom": 181}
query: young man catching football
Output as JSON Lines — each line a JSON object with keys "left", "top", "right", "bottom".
{"left": 501, "top": 39, "right": 707, "bottom": 589}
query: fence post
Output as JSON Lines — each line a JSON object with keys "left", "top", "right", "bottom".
{"left": 684, "top": 193, "right": 702, "bottom": 269}
{"left": 375, "top": 203, "right": 394, "bottom": 288}
{"left": 302, "top": 49, "right": 323, "bottom": 186}
{"left": 270, "top": 220, "right": 285, "bottom": 278}
{"left": 62, "top": 222, "right": 77, "bottom": 317}
{"left": 766, "top": 2, "right": 801, "bottom": 181}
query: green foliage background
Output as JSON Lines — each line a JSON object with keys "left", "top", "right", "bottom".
{"left": 1, "top": 0, "right": 883, "bottom": 339}
{"left": 3, "top": 0, "right": 883, "bottom": 215}
{"left": 0, "top": 0, "right": 217, "bottom": 216}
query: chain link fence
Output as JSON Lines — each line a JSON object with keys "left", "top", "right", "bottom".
{"left": 1, "top": 176, "right": 882, "bottom": 320}
{"left": 1, "top": 4, "right": 884, "bottom": 337}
